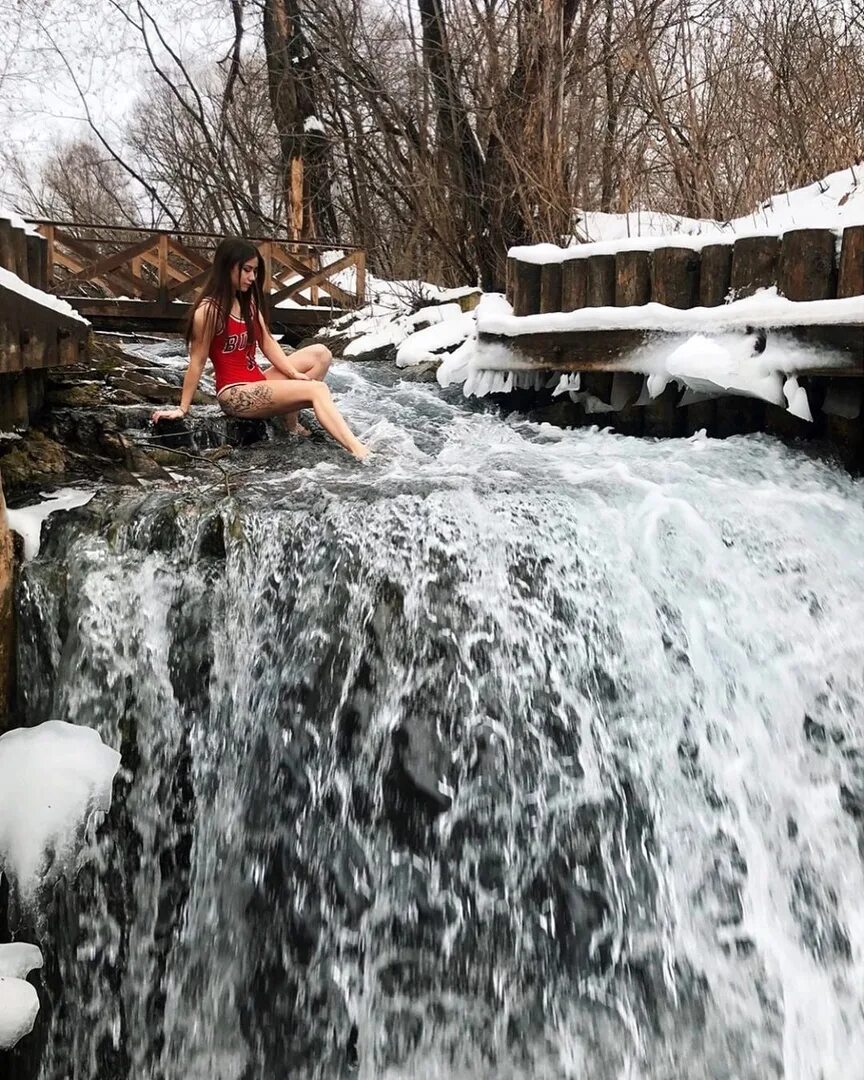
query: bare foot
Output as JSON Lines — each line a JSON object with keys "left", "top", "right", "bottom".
{"left": 286, "top": 422, "right": 311, "bottom": 437}
{"left": 352, "top": 444, "right": 371, "bottom": 461}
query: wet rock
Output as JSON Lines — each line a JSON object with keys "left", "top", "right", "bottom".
{"left": 839, "top": 784, "right": 864, "bottom": 820}
{"left": 347, "top": 342, "right": 398, "bottom": 364}
{"left": 397, "top": 361, "right": 440, "bottom": 383}
{"left": 225, "top": 418, "right": 269, "bottom": 446}
{"left": 391, "top": 717, "right": 452, "bottom": 813}
{"left": 151, "top": 416, "right": 193, "bottom": 450}
{"left": 804, "top": 714, "right": 827, "bottom": 743}
{"left": 196, "top": 514, "right": 227, "bottom": 560}
{"left": 0, "top": 430, "right": 69, "bottom": 491}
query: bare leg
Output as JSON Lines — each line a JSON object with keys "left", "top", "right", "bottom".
{"left": 265, "top": 344, "right": 332, "bottom": 435}
{"left": 218, "top": 379, "right": 368, "bottom": 459}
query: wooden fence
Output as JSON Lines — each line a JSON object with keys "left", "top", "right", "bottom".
{"left": 0, "top": 217, "right": 89, "bottom": 426}
{"left": 29, "top": 222, "right": 366, "bottom": 327}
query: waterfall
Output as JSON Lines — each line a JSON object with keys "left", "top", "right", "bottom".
{"left": 12, "top": 360, "right": 864, "bottom": 1079}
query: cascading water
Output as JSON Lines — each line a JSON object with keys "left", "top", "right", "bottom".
{"left": 11, "top": 359, "right": 864, "bottom": 1079}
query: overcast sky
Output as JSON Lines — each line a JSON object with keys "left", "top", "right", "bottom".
{"left": 0, "top": 0, "right": 246, "bottom": 207}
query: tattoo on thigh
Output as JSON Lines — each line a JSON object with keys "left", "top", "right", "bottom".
{"left": 220, "top": 384, "right": 275, "bottom": 416}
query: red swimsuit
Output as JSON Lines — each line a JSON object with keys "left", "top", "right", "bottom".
{"left": 209, "top": 312, "right": 267, "bottom": 395}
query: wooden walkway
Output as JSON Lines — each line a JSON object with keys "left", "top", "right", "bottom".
{"left": 29, "top": 222, "right": 367, "bottom": 332}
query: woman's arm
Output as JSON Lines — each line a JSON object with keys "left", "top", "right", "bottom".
{"left": 257, "top": 311, "right": 311, "bottom": 380}
{"left": 152, "top": 305, "right": 213, "bottom": 421}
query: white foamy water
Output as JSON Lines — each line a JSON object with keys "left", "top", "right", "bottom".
{"left": 14, "top": 360, "right": 864, "bottom": 1080}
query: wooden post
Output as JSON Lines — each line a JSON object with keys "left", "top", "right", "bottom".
{"left": 730, "top": 236, "right": 781, "bottom": 298}
{"left": 157, "top": 233, "right": 169, "bottom": 312}
{"left": 615, "top": 250, "right": 651, "bottom": 306}
{"left": 0, "top": 469, "right": 15, "bottom": 726}
{"left": 258, "top": 240, "right": 273, "bottom": 295}
{"left": 540, "top": 263, "right": 562, "bottom": 314}
{"left": 11, "top": 227, "right": 26, "bottom": 281}
{"left": 130, "top": 256, "right": 143, "bottom": 296}
{"left": 506, "top": 257, "right": 516, "bottom": 306}
{"left": 585, "top": 254, "right": 615, "bottom": 307}
{"left": 42, "top": 224, "right": 55, "bottom": 291}
{"left": 612, "top": 262, "right": 646, "bottom": 434}
{"left": 838, "top": 226, "right": 864, "bottom": 298}
{"left": 561, "top": 258, "right": 587, "bottom": 311}
{"left": 354, "top": 250, "right": 366, "bottom": 306}
{"left": 652, "top": 248, "right": 700, "bottom": 308}
{"left": 0, "top": 220, "right": 14, "bottom": 273}
{"left": 25, "top": 235, "right": 47, "bottom": 292}
{"left": 699, "top": 244, "right": 732, "bottom": 307}
{"left": 778, "top": 228, "right": 836, "bottom": 301}
{"left": 512, "top": 259, "right": 542, "bottom": 316}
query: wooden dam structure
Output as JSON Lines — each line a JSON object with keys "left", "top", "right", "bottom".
{"left": 495, "top": 226, "right": 864, "bottom": 461}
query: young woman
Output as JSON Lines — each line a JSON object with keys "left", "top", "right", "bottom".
{"left": 151, "top": 237, "right": 369, "bottom": 460}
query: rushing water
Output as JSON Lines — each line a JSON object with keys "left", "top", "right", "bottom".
{"left": 12, "top": 359, "right": 864, "bottom": 1079}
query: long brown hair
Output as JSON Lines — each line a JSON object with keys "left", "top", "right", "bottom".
{"left": 186, "top": 237, "right": 268, "bottom": 349}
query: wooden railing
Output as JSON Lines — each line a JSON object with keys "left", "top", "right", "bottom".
{"left": 30, "top": 221, "right": 367, "bottom": 319}
{"left": 0, "top": 216, "right": 89, "bottom": 427}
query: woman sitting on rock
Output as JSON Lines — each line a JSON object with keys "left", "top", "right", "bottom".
{"left": 151, "top": 237, "right": 369, "bottom": 460}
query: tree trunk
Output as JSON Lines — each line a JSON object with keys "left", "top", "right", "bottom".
{"left": 263, "top": 0, "right": 338, "bottom": 241}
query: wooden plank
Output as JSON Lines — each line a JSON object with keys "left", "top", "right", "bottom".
{"left": 157, "top": 233, "right": 169, "bottom": 311}
{"left": 561, "top": 259, "right": 587, "bottom": 311}
{"left": 615, "top": 250, "right": 651, "bottom": 306}
{"left": 511, "top": 259, "right": 542, "bottom": 316}
{"left": 257, "top": 240, "right": 273, "bottom": 294}
{"left": 0, "top": 220, "right": 16, "bottom": 274}
{"left": 506, "top": 257, "right": 516, "bottom": 306}
{"left": 168, "top": 235, "right": 212, "bottom": 273}
{"left": 540, "top": 263, "right": 562, "bottom": 314}
{"left": 268, "top": 242, "right": 317, "bottom": 274}
{"left": 778, "top": 228, "right": 836, "bottom": 301}
{"left": 42, "top": 224, "right": 54, "bottom": 288}
{"left": 585, "top": 254, "right": 615, "bottom": 306}
{"left": 168, "top": 268, "right": 210, "bottom": 300}
{"left": 477, "top": 324, "right": 864, "bottom": 374}
{"left": 269, "top": 250, "right": 358, "bottom": 302}
{"left": 25, "top": 235, "right": 46, "bottom": 291}
{"left": 139, "top": 249, "right": 186, "bottom": 282}
{"left": 838, "top": 226, "right": 864, "bottom": 298}
{"left": 62, "top": 233, "right": 160, "bottom": 284}
{"left": 52, "top": 229, "right": 160, "bottom": 299}
{"left": 699, "top": 244, "right": 732, "bottom": 307}
{"left": 355, "top": 250, "right": 366, "bottom": 305}
{"left": 478, "top": 327, "right": 648, "bottom": 368}
{"left": 652, "top": 248, "right": 700, "bottom": 308}
{"left": 731, "top": 235, "right": 781, "bottom": 298}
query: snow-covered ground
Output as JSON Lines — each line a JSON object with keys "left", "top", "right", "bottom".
{"left": 563, "top": 164, "right": 864, "bottom": 256}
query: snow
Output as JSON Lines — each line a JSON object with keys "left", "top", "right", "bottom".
{"left": 0, "top": 720, "right": 121, "bottom": 901}
{"left": 396, "top": 312, "right": 475, "bottom": 367}
{"left": 0, "top": 266, "right": 89, "bottom": 324}
{"left": 783, "top": 376, "right": 813, "bottom": 422}
{"left": 0, "top": 976, "right": 39, "bottom": 1049}
{"left": 303, "top": 115, "right": 325, "bottom": 133}
{"left": 6, "top": 489, "right": 95, "bottom": 561}
{"left": 663, "top": 334, "right": 785, "bottom": 406}
{"left": 476, "top": 289, "right": 864, "bottom": 338}
{"left": 0, "top": 943, "right": 43, "bottom": 979}
{"left": 0, "top": 206, "right": 39, "bottom": 237}
{"left": 515, "top": 163, "right": 864, "bottom": 262}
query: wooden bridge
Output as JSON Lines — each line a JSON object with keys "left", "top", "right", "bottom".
{"left": 27, "top": 221, "right": 367, "bottom": 334}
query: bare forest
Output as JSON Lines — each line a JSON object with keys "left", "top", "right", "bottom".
{"left": 7, "top": 0, "right": 864, "bottom": 290}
